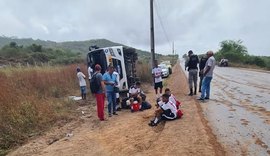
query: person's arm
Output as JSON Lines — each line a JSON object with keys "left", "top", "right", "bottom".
{"left": 82, "top": 72, "right": 86, "bottom": 79}
{"left": 102, "top": 74, "right": 113, "bottom": 86}
{"left": 203, "top": 59, "right": 213, "bottom": 76}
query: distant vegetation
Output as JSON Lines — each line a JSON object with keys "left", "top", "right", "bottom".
{"left": 0, "top": 36, "right": 154, "bottom": 64}
{"left": 215, "top": 40, "right": 270, "bottom": 70}
{"left": 0, "top": 42, "right": 82, "bottom": 65}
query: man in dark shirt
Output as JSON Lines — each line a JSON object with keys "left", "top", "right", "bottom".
{"left": 199, "top": 55, "right": 208, "bottom": 92}
{"left": 186, "top": 50, "right": 199, "bottom": 96}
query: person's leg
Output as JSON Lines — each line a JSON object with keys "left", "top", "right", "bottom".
{"left": 107, "top": 92, "right": 112, "bottom": 116}
{"left": 199, "top": 75, "right": 203, "bottom": 92}
{"left": 80, "top": 87, "right": 84, "bottom": 99}
{"left": 95, "top": 93, "right": 104, "bottom": 120}
{"left": 154, "top": 83, "right": 158, "bottom": 95}
{"left": 188, "top": 71, "right": 193, "bottom": 96}
{"left": 193, "top": 70, "right": 198, "bottom": 95}
{"left": 200, "top": 77, "right": 206, "bottom": 99}
{"left": 205, "top": 77, "right": 212, "bottom": 99}
{"left": 112, "top": 93, "right": 118, "bottom": 115}
{"left": 159, "top": 82, "right": 163, "bottom": 95}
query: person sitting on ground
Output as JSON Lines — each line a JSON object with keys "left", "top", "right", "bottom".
{"left": 129, "top": 82, "right": 151, "bottom": 111}
{"left": 164, "top": 88, "right": 181, "bottom": 109}
{"left": 149, "top": 94, "right": 178, "bottom": 126}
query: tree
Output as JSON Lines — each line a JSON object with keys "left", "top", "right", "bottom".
{"left": 217, "top": 40, "right": 248, "bottom": 62}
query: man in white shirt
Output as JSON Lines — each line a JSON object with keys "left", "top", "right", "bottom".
{"left": 152, "top": 60, "right": 163, "bottom": 98}
{"left": 198, "top": 51, "right": 216, "bottom": 101}
{"left": 77, "top": 67, "right": 87, "bottom": 100}
{"left": 113, "top": 70, "right": 121, "bottom": 110}
{"left": 149, "top": 94, "right": 177, "bottom": 126}
{"left": 88, "top": 64, "right": 93, "bottom": 92}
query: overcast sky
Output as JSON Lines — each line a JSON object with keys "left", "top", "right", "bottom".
{"left": 0, "top": 0, "right": 269, "bottom": 56}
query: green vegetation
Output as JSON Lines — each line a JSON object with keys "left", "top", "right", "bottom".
{"left": 215, "top": 40, "right": 270, "bottom": 70}
{"left": 0, "top": 42, "right": 82, "bottom": 66}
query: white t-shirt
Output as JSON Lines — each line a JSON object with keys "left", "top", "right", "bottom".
{"left": 129, "top": 86, "right": 141, "bottom": 95}
{"left": 160, "top": 101, "right": 177, "bottom": 117}
{"left": 169, "top": 94, "right": 177, "bottom": 106}
{"left": 204, "top": 56, "right": 216, "bottom": 77}
{"left": 77, "top": 72, "right": 86, "bottom": 86}
{"left": 152, "top": 67, "right": 163, "bottom": 83}
{"left": 113, "top": 71, "right": 120, "bottom": 98}
{"left": 88, "top": 67, "right": 93, "bottom": 79}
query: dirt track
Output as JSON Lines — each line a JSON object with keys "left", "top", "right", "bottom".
{"left": 8, "top": 63, "right": 225, "bottom": 156}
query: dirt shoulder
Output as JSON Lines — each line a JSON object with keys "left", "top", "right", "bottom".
{"left": 8, "top": 63, "right": 225, "bottom": 156}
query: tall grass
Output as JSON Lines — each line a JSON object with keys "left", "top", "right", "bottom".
{"left": 0, "top": 64, "right": 83, "bottom": 154}
{"left": 136, "top": 61, "right": 152, "bottom": 83}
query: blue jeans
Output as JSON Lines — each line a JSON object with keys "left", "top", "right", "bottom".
{"left": 200, "top": 76, "right": 213, "bottom": 99}
{"left": 106, "top": 91, "right": 116, "bottom": 114}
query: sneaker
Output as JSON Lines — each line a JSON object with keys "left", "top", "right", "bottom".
{"left": 197, "top": 98, "right": 204, "bottom": 101}
{"left": 205, "top": 97, "right": 209, "bottom": 100}
{"left": 148, "top": 121, "right": 157, "bottom": 127}
{"left": 109, "top": 114, "right": 112, "bottom": 117}
{"left": 113, "top": 112, "right": 118, "bottom": 115}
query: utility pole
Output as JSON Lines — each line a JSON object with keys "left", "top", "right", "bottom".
{"left": 172, "top": 42, "right": 174, "bottom": 55}
{"left": 150, "top": 0, "right": 155, "bottom": 68}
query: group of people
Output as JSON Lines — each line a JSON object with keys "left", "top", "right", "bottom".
{"left": 76, "top": 63, "right": 154, "bottom": 121}
{"left": 185, "top": 50, "right": 216, "bottom": 100}
{"left": 76, "top": 64, "right": 119, "bottom": 121}
{"left": 76, "top": 51, "right": 214, "bottom": 124}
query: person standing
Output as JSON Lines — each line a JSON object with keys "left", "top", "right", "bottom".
{"left": 152, "top": 60, "right": 163, "bottom": 98}
{"left": 88, "top": 63, "right": 93, "bottom": 90}
{"left": 103, "top": 65, "right": 118, "bottom": 117}
{"left": 186, "top": 50, "right": 199, "bottom": 96}
{"left": 199, "top": 55, "right": 208, "bottom": 92}
{"left": 113, "top": 69, "right": 121, "bottom": 110}
{"left": 198, "top": 51, "right": 216, "bottom": 100}
{"left": 92, "top": 64, "right": 106, "bottom": 121}
{"left": 76, "top": 67, "right": 87, "bottom": 100}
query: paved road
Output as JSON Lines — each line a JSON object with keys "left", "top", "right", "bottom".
{"left": 180, "top": 61, "right": 270, "bottom": 155}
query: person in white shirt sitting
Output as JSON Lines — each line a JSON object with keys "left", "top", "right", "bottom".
{"left": 149, "top": 94, "right": 177, "bottom": 126}
{"left": 165, "top": 88, "right": 181, "bottom": 109}
{"left": 129, "top": 82, "right": 143, "bottom": 105}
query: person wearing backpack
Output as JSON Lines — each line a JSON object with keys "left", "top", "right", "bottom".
{"left": 186, "top": 50, "right": 199, "bottom": 96}
{"left": 91, "top": 64, "right": 106, "bottom": 121}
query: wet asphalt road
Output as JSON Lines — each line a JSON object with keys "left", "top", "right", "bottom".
{"left": 180, "top": 61, "right": 270, "bottom": 156}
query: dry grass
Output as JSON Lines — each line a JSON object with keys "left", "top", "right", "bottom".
{"left": 136, "top": 61, "right": 153, "bottom": 83}
{"left": 0, "top": 64, "right": 85, "bottom": 155}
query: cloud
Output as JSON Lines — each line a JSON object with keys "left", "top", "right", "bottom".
{"left": 0, "top": 0, "right": 269, "bottom": 56}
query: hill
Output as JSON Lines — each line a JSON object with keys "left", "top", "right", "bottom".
{"left": 0, "top": 36, "right": 151, "bottom": 59}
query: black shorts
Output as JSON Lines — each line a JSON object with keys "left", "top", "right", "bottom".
{"left": 160, "top": 107, "right": 176, "bottom": 120}
{"left": 154, "top": 82, "right": 163, "bottom": 89}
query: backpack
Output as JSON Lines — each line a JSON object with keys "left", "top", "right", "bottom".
{"left": 90, "top": 73, "right": 100, "bottom": 94}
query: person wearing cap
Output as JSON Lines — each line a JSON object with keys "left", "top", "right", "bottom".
{"left": 198, "top": 51, "right": 216, "bottom": 101}
{"left": 186, "top": 50, "right": 199, "bottom": 96}
{"left": 76, "top": 67, "right": 87, "bottom": 100}
{"left": 103, "top": 65, "right": 118, "bottom": 117}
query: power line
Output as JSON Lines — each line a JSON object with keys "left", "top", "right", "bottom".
{"left": 154, "top": 0, "right": 171, "bottom": 51}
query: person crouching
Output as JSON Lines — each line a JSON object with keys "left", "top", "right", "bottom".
{"left": 149, "top": 94, "right": 177, "bottom": 126}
